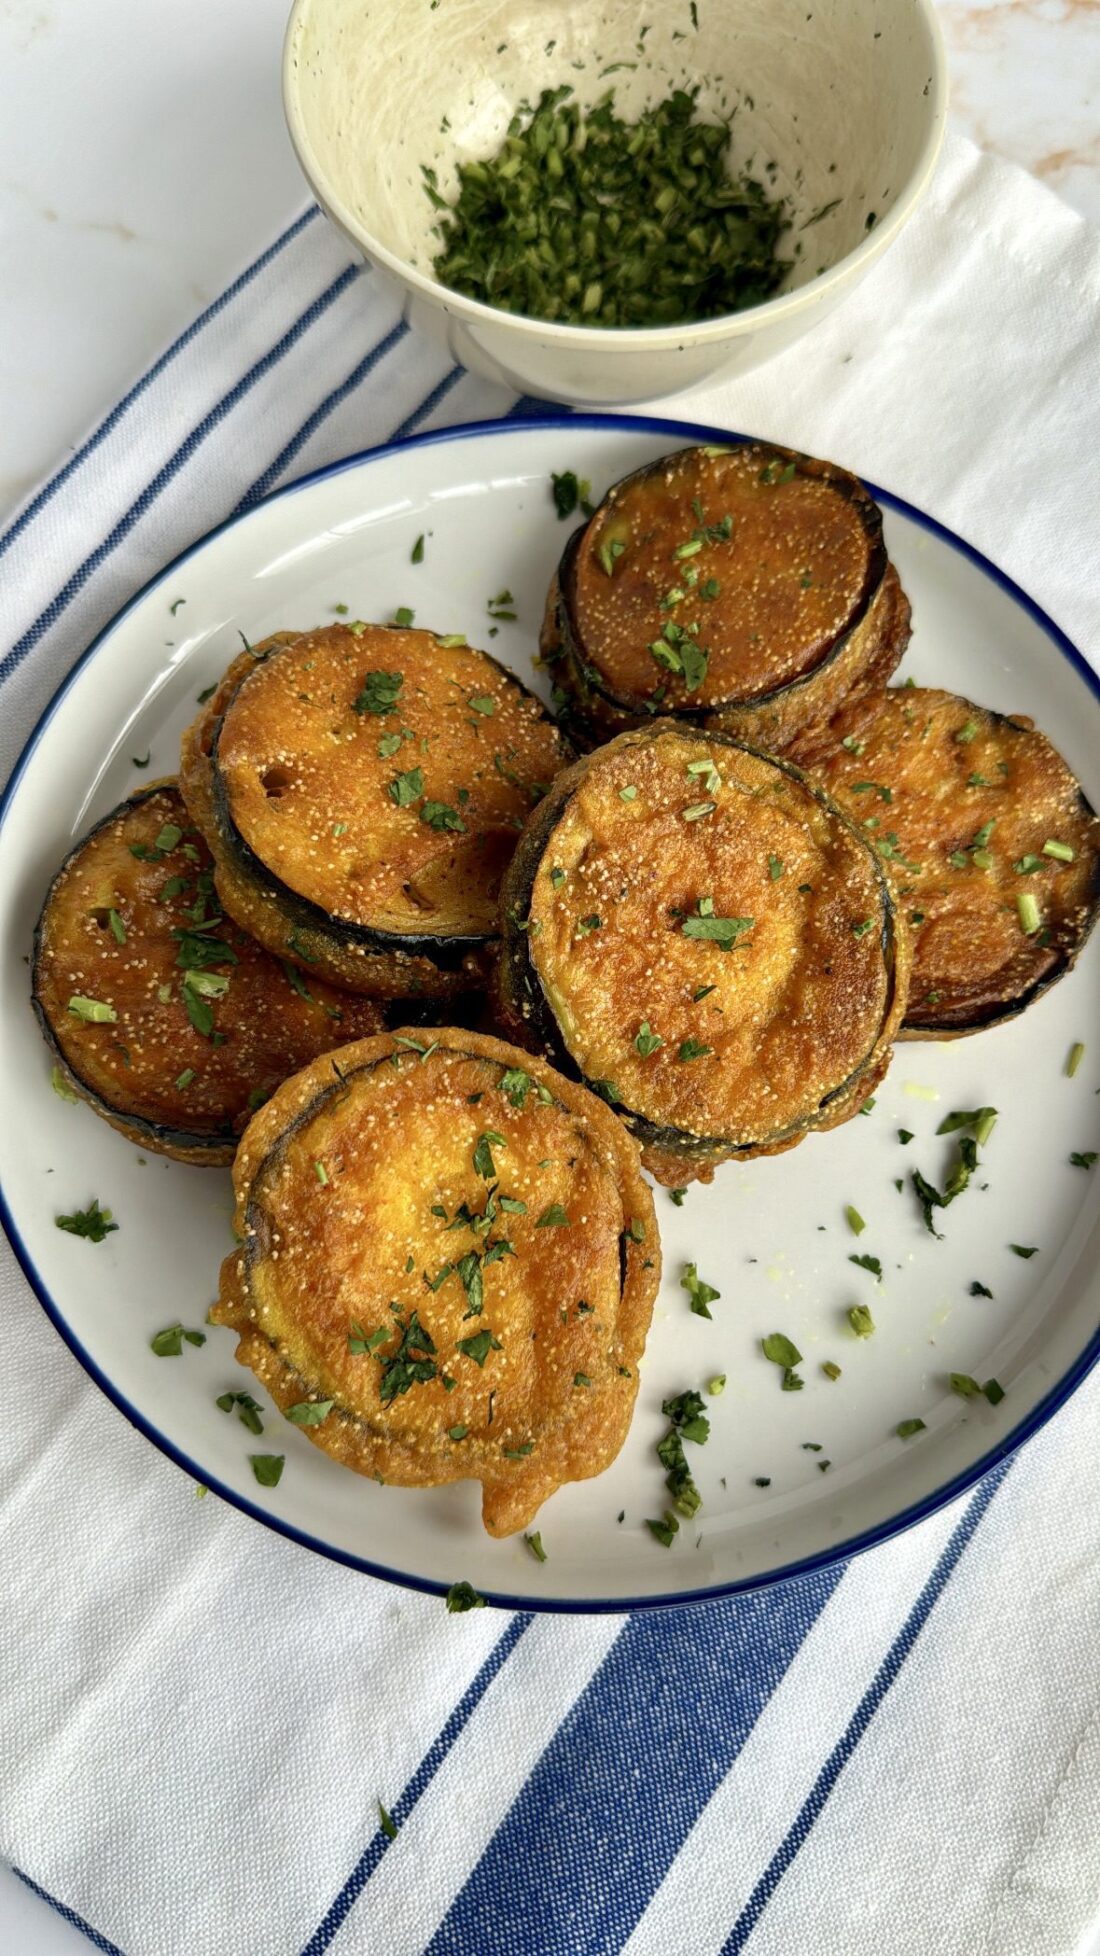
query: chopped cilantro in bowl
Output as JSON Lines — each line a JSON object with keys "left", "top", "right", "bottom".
{"left": 426, "top": 86, "right": 789, "bottom": 329}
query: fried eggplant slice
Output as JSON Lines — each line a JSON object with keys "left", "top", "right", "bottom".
{"left": 32, "top": 783, "right": 383, "bottom": 1164}
{"left": 180, "top": 624, "right": 570, "bottom": 999}
{"left": 213, "top": 1029, "right": 659, "bottom": 1536}
{"left": 793, "top": 686, "right": 1100, "bottom": 1036}
{"left": 541, "top": 443, "right": 910, "bottom": 752}
{"left": 496, "top": 725, "right": 910, "bottom": 1184}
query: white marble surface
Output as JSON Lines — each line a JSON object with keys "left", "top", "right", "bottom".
{"left": 2, "top": 2, "right": 1100, "bottom": 1950}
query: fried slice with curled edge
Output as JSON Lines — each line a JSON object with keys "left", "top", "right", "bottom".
{"left": 180, "top": 624, "right": 571, "bottom": 999}
{"left": 32, "top": 783, "right": 383, "bottom": 1163}
{"left": 793, "top": 685, "right": 1100, "bottom": 1036}
{"left": 213, "top": 1029, "right": 659, "bottom": 1536}
{"left": 496, "top": 724, "right": 910, "bottom": 1184}
{"left": 541, "top": 442, "right": 910, "bottom": 753}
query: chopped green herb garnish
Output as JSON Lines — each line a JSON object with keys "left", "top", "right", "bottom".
{"left": 499, "top": 1066, "right": 533, "bottom": 1109}
{"left": 762, "top": 1332, "right": 801, "bottom": 1368}
{"left": 456, "top": 1327, "right": 503, "bottom": 1366}
{"left": 949, "top": 1373, "right": 981, "bottom": 1399}
{"left": 352, "top": 670, "right": 403, "bottom": 717}
{"left": 535, "top": 1202, "right": 570, "bottom": 1228}
{"left": 387, "top": 765, "right": 424, "bottom": 806}
{"left": 411, "top": 534, "right": 425, "bottom": 563}
{"left": 634, "top": 1020, "right": 663, "bottom": 1057}
{"left": 681, "top": 1262, "right": 720, "bottom": 1319}
{"left": 969, "top": 1281, "right": 994, "bottom": 1298}
{"left": 1070, "top": 1151, "right": 1097, "bottom": 1170}
{"left": 1017, "top": 892, "right": 1041, "bottom": 935}
{"left": 669, "top": 1187, "right": 688, "bottom": 1206}
{"left": 1009, "top": 1243, "right": 1038, "bottom": 1259}
{"left": 849, "top": 1253, "right": 882, "bottom": 1280}
{"left": 707, "top": 1375, "right": 726, "bottom": 1396}
{"left": 844, "top": 1205, "right": 866, "bottom": 1236}
{"left": 1042, "top": 838, "right": 1075, "bottom": 863}
{"left": 286, "top": 1399, "right": 334, "bottom": 1426}
{"left": 348, "top": 1322, "right": 390, "bottom": 1355}
{"left": 429, "top": 89, "right": 789, "bottom": 329}
{"left": 897, "top": 1418, "right": 926, "bottom": 1439}
{"left": 646, "top": 1512, "right": 680, "bottom": 1548}
{"left": 420, "top": 799, "right": 466, "bottom": 833}
{"left": 67, "top": 995, "right": 118, "bottom": 1024}
{"left": 56, "top": 1198, "right": 117, "bottom": 1243}
{"left": 250, "top": 1455, "right": 285, "bottom": 1488}
{"left": 1066, "top": 1042, "right": 1086, "bottom": 1078}
{"left": 216, "top": 1391, "right": 264, "bottom": 1435}
{"left": 376, "top": 1311, "right": 438, "bottom": 1401}
{"left": 524, "top": 1530, "right": 547, "bottom": 1562}
{"left": 848, "top": 1304, "right": 875, "bottom": 1338}
{"left": 822, "top": 1361, "right": 842, "bottom": 1381}
{"left": 473, "top": 1130, "right": 505, "bottom": 1180}
{"left": 551, "top": 471, "right": 592, "bottom": 519}
{"left": 150, "top": 1323, "right": 205, "bottom": 1357}
{"left": 937, "top": 1107, "right": 998, "bottom": 1146}
{"left": 50, "top": 1064, "right": 78, "bottom": 1103}
{"left": 441, "top": 1579, "right": 489, "bottom": 1616}
{"left": 676, "top": 1038, "right": 712, "bottom": 1063}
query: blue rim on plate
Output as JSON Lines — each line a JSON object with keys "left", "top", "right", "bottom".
{"left": 2, "top": 410, "right": 1098, "bottom": 1614}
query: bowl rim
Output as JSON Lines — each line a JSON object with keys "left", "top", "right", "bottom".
{"left": 281, "top": 0, "right": 949, "bottom": 350}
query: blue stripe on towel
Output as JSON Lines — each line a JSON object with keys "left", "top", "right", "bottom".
{"left": 720, "top": 1463, "right": 1010, "bottom": 1953}
{"left": 0, "top": 264, "right": 360, "bottom": 689}
{"left": 236, "top": 319, "right": 411, "bottom": 509}
{"left": 14, "top": 1868, "right": 128, "bottom": 1956}
{"left": 0, "top": 208, "right": 321, "bottom": 567}
{"left": 301, "top": 1614, "right": 534, "bottom": 1956}
{"left": 389, "top": 365, "right": 466, "bottom": 443}
{"left": 425, "top": 1565, "right": 844, "bottom": 1956}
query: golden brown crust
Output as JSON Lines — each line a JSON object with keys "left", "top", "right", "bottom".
{"left": 31, "top": 782, "right": 384, "bottom": 1163}
{"left": 793, "top": 686, "right": 1100, "bottom": 1036}
{"left": 496, "top": 725, "right": 911, "bottom": 1183}
{"left": 213, "top": 1028, "right": 659, "bottom": 1535}
{"left": 543, "top": 444, "right": 910, "bottom": 752}
{"left": 179, "top": 624, "right": 571, "bottom": 998}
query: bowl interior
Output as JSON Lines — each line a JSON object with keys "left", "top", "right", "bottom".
{"left": 288, "top": 0, "right": 941, "bottom": 307}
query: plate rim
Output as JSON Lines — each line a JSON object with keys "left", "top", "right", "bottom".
{"left": 2, "top": 407, "right": 1098, "bottom": 1614}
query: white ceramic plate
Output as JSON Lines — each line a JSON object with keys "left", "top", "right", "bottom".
{"left": 2, "top": 414, "right": 1098, "bottom": 1612}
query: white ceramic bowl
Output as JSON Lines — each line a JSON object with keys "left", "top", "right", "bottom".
{"left": 283, "top": 0, "right": 947, "bottom": 406}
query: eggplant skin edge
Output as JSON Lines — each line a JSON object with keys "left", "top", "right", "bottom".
{"left": 180, "top": 632, "right": 569, "bottom": 1000}
{"left": 494, "top": 725, "right": 909, "bottom": 1183}
{"left": 541, "top": 445, "right": 910, "bottom": 754}
{"left": 31, "top": 783, "right": 238, "bottom": 1165}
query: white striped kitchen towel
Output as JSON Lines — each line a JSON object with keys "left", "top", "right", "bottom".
{"left": 1, "top": 133, "right": 1099, "bottom": 1956}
